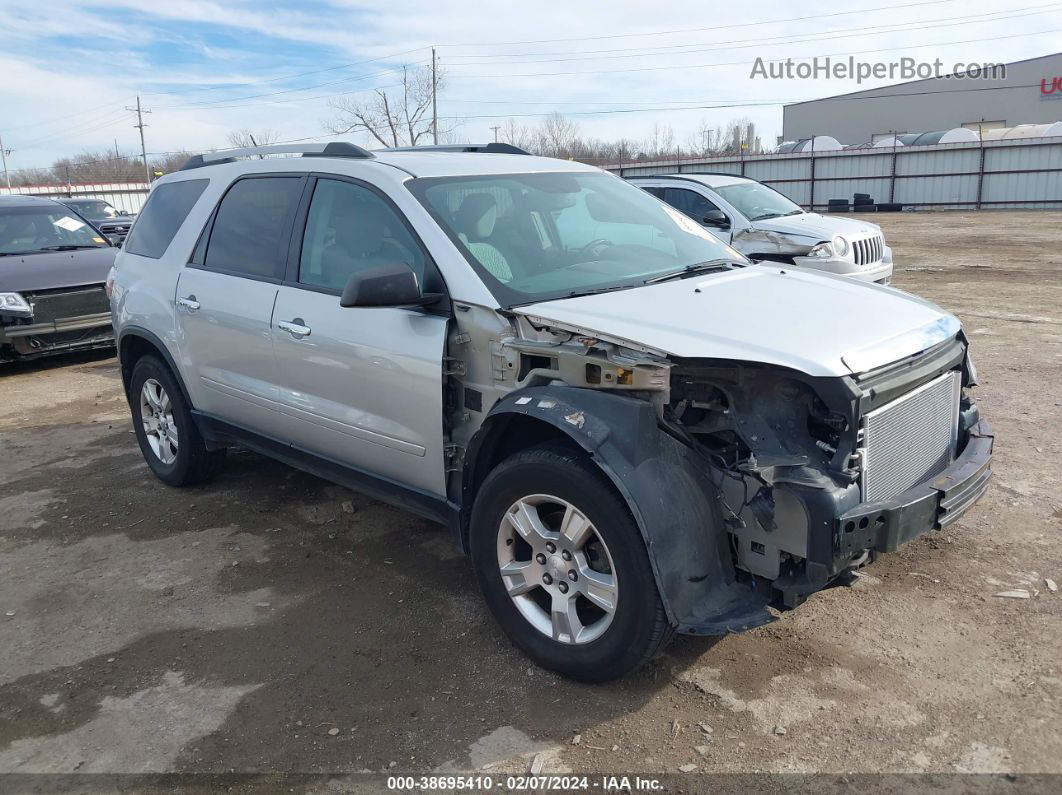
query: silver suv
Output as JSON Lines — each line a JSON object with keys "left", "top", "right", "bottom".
{"left": 110, "top": 142, "right": 992, "bottom": 681}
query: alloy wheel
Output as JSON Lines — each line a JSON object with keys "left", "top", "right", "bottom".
{"left": 139, "top": 378, "right": 178, "bottom": 464}
{"left": 496, "top": 494, "right": 618, "bottom": 645}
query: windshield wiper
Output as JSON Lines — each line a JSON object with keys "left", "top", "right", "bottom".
{"left": 749, "top": 212, "right": 782, "bottom": 221}
{"left": 38, "top": 244, "right": 101, "bottom": 251}
{"left": 782, "top": 209, "right": 805, "bottom": 216}
{"left": 566, "top": 283, "right": 639, "bottom": 299}
{"left": 644, "top": 258, "right": 740, "bottom": 284}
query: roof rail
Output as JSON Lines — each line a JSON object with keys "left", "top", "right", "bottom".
{"left": 180, "top": 142, "right": 374, "bottom": 171}
{"left": 382, "top": 143, "right": 531, "bottom": 155}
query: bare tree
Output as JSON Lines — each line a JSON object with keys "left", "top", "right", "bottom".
{"left": 498, "top": 118, "right": 535, "bottom": 151}
{"left": 326, "top": 64, "right": 443, "bottom": 148}
{"left": 537, "top": 112, "right": 580, "bottom": 159}
{"left": 51, "top": 150, "right": 143, "bottom": 183}
{"left": 686, "top": 119, "right": 722, "bottom": 157}
{"left": 150, "top": 151, "right": 200, "bottom": 176}
{"left": 226, "top": 129, "right": 280, "bottom": 148}
{"left": 9, "top": 167, "right": 59, "bottom": 187}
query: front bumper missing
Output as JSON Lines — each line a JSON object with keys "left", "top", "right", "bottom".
{"left": 835, "top": 418, "right": 993, "bottom": 556}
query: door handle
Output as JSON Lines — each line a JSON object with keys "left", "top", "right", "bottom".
{"left": 278, "top": 319, "right": 311, "bottom": 338}
{"left": 176, "top": 295, "right": 200, "bottom": 312}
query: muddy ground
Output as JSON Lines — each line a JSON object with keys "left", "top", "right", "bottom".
{"left": 0, "top": 211, "right": 1060, "bottom": 786}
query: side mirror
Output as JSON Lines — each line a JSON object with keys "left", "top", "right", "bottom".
{"left": 339, "top": 263, "right": 441, "bottom": 308}
{"left": 701, "top": 209, "right": 730, "bottom": 229}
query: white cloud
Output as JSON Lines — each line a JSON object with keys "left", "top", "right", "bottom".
{"left": 0, "top": 0, "right": 1056, "bottom": 169}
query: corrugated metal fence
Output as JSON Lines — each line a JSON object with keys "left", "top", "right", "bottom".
{"left": 0, "top": 182, "right": 150, "bottom": 214}
{"left": 605, "top": 135, "right": 1062, "bottom": 210}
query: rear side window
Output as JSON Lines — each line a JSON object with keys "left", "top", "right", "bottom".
{"left": 124, "top": 179, "right": 208, "bottom": 259}
{"left": 203, "top": 176, "right": 303, "bottom": 280}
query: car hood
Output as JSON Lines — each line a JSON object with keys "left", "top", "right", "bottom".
{"left": 752, "top": 212, "right": 881, "bottom": 241}
{"left": 513, "top": 265, "right": 959, "bottom": 377}
{"left": 0, "top": 247, "right": 117, "bottom": 292}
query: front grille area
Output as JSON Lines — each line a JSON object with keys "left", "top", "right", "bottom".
{"left": 24, "top": 286, "right": 109, "bottom": 324}
{"left": 853, "top": 235, "right": 884, "bottom": 266}
{"left": 861, "top": 371, "right": 961, "bottom": 502}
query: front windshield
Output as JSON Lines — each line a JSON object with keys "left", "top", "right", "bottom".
{"left": 0, "top": 207, "right": 109, "bottom": 255}
{"left": 409, "top": 171, "right": 745, "bottom": 306}
{"left": 70, "top": 200, "right": 119, "bottom": 218}
{"left": 712, "top": 181, "right": 803, "bottom": 221}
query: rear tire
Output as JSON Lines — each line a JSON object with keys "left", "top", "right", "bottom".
{"left": 470, "top": 445, "right": 673, "bottom": 682}
{"left": 129, "top": 355, "right": 225, "bottom": 486}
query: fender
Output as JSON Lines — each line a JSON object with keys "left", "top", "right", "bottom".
{"left": 116, "top": 325, "right": 190, "bottom": 400}
{"left": 464, "top": 386, "right": 775, "bottom": 635}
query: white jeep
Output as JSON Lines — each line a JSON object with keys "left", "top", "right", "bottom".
{"left": 628, "top": 173, "right": 894, "bottom": 283}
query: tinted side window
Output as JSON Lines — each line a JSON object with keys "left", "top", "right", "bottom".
{"left": 298, "top": 178, "right": 426, "bottom": 291}
{"left": 124, "top": 179, "right": 208, "bottom": 259}
{"left": 640, "top": 186, "right": 664, "bottom": 198}
{"left": 662, "top": 188, "right": 721, "bottom": 221}
{"left": 204, "top": 177, "right": 303, "bottom": 279}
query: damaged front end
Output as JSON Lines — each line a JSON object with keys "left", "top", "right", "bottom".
{"left": 456, "top": 309, "right": 992, "bottom": 635}
{"left": 665, "top": 332, "right": 992, "bottom": 611}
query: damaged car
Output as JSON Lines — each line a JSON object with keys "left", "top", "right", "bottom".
{"left": 1, "top": 195, "right": 116, "bottom": 363}
{"left": 109, "top": 143, "right": 992, "bottom": 681}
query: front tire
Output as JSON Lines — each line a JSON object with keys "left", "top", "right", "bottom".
{"left": 470, "top": 445, "right": 673, "bottom": 682}
{"left": 129, "top": 355, "right": 225, "bottom": 486}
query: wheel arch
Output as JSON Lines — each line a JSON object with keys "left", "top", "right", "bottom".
{"left": 460, "top": 386, "right": 774, "bottom": 632}
{"left": 117, "top": 327, "right": 192, "bottom": 409}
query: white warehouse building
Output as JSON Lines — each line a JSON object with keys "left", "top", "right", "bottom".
{"left": 782, "top": 52, "right": 1062, "bottom": 146}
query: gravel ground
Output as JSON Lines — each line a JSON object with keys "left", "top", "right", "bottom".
{"left": 0, "top": 210, "right": 1059, "bottom": 787}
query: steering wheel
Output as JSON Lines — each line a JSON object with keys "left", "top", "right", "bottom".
{"left": 578, "top": 238, "right": 613, "bottom": 258}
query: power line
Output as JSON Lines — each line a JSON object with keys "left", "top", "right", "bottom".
{"left": 20, "top": 109, "right": 137, "bottom": 151}
{"left": 1, "top": 99, "right": 134, "bottom": 135}
{"left": 431, "top": 84, "right": 1053, "bottom": 121}
{"left": 152, "top": 61, "right": 430, "bottom": 110}
{"left": 10, "top": 73, "right": 1058, "bottom": 175}
{"left": 436, "top": 0, "right": 962, "bottom": 47}
{"left": 143, "top": 46, "right": 429, "bottom": 96}
{"left": 442, "top": 3, "right": 1062, "bottom": 65}
{"left": 445, "top": 29, "right": 1061, "bottom": 79}
{"left": 13, "top": 73, "right": 1053, "bottom": 175}
{"left": 150, "top": 82, "right": 404, "bottom": 113}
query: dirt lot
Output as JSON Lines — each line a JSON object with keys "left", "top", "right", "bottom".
{"left": 1, "top": 211, "right": 1060, "bottom": 786}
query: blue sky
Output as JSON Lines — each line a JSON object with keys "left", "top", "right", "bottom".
{"left": 0, "top": 0, "right": 1059, "bottom": 171}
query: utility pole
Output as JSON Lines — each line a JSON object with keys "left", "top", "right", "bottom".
{"left": 126, "top": 96, "right": 152, "bottom": 184}
{"left": 0, "top": 135, "right": 11, "bottom": 190}
{"left": 490, "top": 125, "right": 500, "bottom": 143}
{"left": 431, "top": 48, "right": 438, "bottom": 145}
